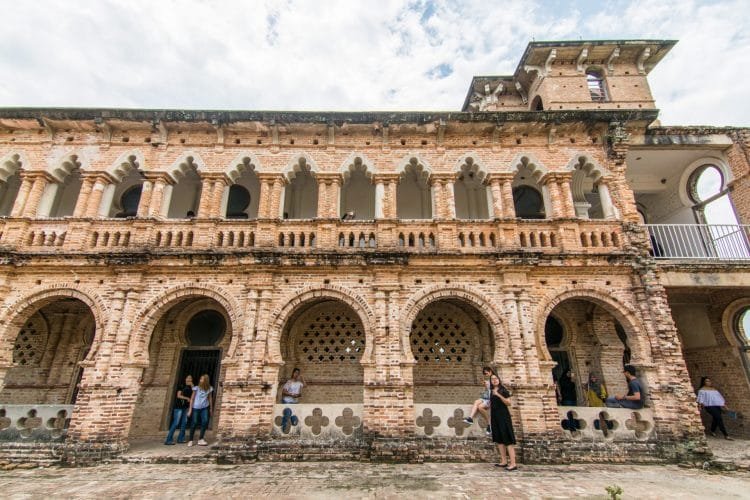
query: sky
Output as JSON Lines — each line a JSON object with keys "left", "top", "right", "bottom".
{"left": 0, "top": 0, "right": 748, "bottom": 126}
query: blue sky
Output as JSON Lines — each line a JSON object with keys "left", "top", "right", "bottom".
{"left": 0, "top": 0, "right": 748, "bottom": 126}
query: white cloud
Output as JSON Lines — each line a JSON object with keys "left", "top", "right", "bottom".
{"left": 0, "top": 0, "right": 747, "bottom": 125}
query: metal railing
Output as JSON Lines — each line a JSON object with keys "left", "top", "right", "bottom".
{"left": 645, "top": 224, "right": 750, "bottom": 260}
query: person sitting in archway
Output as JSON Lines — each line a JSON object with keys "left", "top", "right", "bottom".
{"left": 463, "top": 366, "right": 492, "bottom": 435}
{"left": 586, "top": 372, "right": 608, "bottom": 407}
{"left": 280, "top": 368, "right": 305, "bottom": 431}
{"left": 605, "top": 365, "right": 644, "bottom": 409}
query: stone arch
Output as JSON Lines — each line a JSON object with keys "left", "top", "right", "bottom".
{"left": 453, "top": 153, "right": 488, "bottom": 179}
{"left": 454, "top": 154, "right": 491, "bottom": 219}
{"left": 268, "top": 285, "right": 376, "bottom": 366}
{"left": 130, "top": 284, "right": 243, "bottom": 365}
{"left": 535, "top": 288, "right": 651, "bottom": 365}
{"left": 47, "top": 152, "right": 85, "bottom": 182}
{"left": 678, "top": 156, "right": 733, "bottom": 209}
{"left": 0, "top": 285, "right": 107, "bottom": 366}
{"left": 722, "top": 297, "right": 750, "bottom": 348}
{"left": 108, "top": 150, "right": 145, "bottom": 182}
{"left": 226, "top": 152, "right": 263, "bottom": 182}
{"left": 0, "top": 151, "right": 28, "bottom": 182}
{"left": 396, "top": 154, "right": 433, "bottom": 177}
{"left": 283, "top": 152, "right": 319, "bottom": 182}
{"left": 565, "top": 153, "right": 610, "bottom": 183}
{"left": 166, "top": 152, "right": 206, "bottom": 183}
{"left": 509, "top": 153, "right": 548, "bottom": 180}
{"left": 401, "top": 285, "right": 508, "bottom": 364}
{"left": 339, "top": 152, "right": 376, "bottom": 180}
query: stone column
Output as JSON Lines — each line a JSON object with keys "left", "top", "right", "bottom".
{"left": 84, "top": 174, "right": 113, "bottom": 218}
{"left": 98, "top": 183, "right": 117, "bottom": 217}
{"left": 256, "top": 174, "right": 274, "bottom": 219}
{"left": 72, "top": 176, "right": 96, "bottom": 218}
{"left": 147, "top": 175, "right": 172, "bottom": 217}
{"left": 315, "top": 176, "right": 329, "bottom": 218}
{"left": 373, "top": 174, "right": 399, "bottom": 219}
{"left": 269, "top": 176, "right": 285, "bottom": 219}
{"left": 22, "top": 173, "right": 52, "bottom": 218}
{"left": 542, "top": 174, "right": 562, "bottom": 219}
{"left": 500, "top": 176, "right": 515, "bottom": 218}
{"left": 489, "top": 177, "right": 504, "bottom": 219}
{"left": 136, "top": 180, "right": 154, "bottom": 218}
{"left": 557, "top": 173, "right": 576, "bottom": 218}
{"left": 9, "top": 174, "right": 34, "bottom": 217}
{"left": 196, "top": 174, "right": 214, "bottom": 219}
{"left": 596, "top": 179, "right": 617, "bottom": 219}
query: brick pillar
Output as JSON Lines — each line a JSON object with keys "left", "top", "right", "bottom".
{"left": 557, "top": 173, "right": 576, "bottom": 218}
{"left": 9, "top": 174, "right": 34, "bottom": 217}
{"left": 316, "top": 176, "right": 328, "bottom": 219}
{"left": 542, "top": 174, "right": 563, "bottom": 219}
{"left": 147, "top": 175, "right": 171, "bottom": 217}
{"left": 84, "top": 175, "right": 113, "bottom": 218}
{"left": 196, "top": 174, "right": 214, "bottom": 218}
{"left": 23, "top": 173, "right": 52, "bottom": 218}
{"left": 489, "top": 177, "right": 503, "bottom": 219}
{"left": 373, "top": 174, "right": 398, "bottom": 219}
{"left": 445, "top": 179, "right": 456, "bottom": 219}
{"left": 268, "top": 176, "right": 284, "bottom": 219}
{"left": 72, "top": 176, "right": 96, "bottom": 218}
{"left": 499, "top": 176, "right": 515, "bottom": 218}
{"left": 257, "top": 174, "right": 273, "bottom": 218}
{"left": 329, "top": 176, "right": 342, "bottom": 218}
{"left": 136, "top": 180, "right": 154, "bottom": 217}
{"left": 430, "top": 179, "right": 443, "bottom": 219}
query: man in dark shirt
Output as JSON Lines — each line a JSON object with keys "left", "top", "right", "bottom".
{"left": 605, "top": 365, "right": 644, "bottom": 409}
{"left": 165, "top": 375, "right": 194, "bottom": 445}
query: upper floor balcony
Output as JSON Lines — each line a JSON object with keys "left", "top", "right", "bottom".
{"left": 645, "top": 224, "right": 750, "bottom": 261}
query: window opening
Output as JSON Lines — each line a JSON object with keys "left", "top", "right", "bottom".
{"left": 586, "top": 70, "right": 607, "bottom": 102}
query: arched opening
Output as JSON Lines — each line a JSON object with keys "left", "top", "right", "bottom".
{"left": 48, "top": 156, "right": 83, "bottom": 218}
{"left": 226, "top": 158, "right": 260, "bottom": 219}
{"left": 128, "top": 298, "right": 231, "bottom": 440}
{"left": 531, "top": 95, "right": 544, "bottom": 111}
{"left": 167, "top": 157, "right": 202, "bottom": 218}
{"left": 397, "top": 158, "right": 432, "bottom": 219}
{"left": 454, "top": 158, "right": 490, "bottom": 219}
{"left": 278, "top": 299, "right": 365, "bottom": 403}
{"left": 410, "top": 299, "right": 495, "bottom": 404}
{"left": 1, "top": 297, "right": 95, "bottom": 405}
{"left": 0, "top": 154, "right": 23, "bottom": 216}
{"left": 512, "top": 157, "right": 547, "bottom": 219}
{"left": 544, "top": 299, "right": 632, "bottom": 407}
{"left": 283, "top": 157, "right": 318, "bottom": 219}
{"left": 570, "top": 156, "right": 609, "bottom": 219}
{"left": 340, "top": 158, "right": 374, "bottom": 220}
{"left": 106, "top": 155, "right": 143, "bottom": 217}
{"left": 586, "top": 69, "right": 608, "bottom": 102}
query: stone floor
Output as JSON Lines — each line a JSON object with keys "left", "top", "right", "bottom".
{"left": 1, "top": 461, "right": 749, "bottom": 499}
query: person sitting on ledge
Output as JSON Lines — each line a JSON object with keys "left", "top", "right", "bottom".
{"left": 605, "top": 365, "right": 644, "bottom": 409}
{"left": 280, "top": 368, "right": 305, "bottom": 430}
{"left": 463, "top": 366, "right": 492, "bottom": 436}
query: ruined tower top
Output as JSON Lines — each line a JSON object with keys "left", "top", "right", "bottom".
{"left": 462, "top": 39, "right": 677, "bottom": 113}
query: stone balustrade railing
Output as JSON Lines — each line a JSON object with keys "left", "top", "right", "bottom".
{"left": 558, "top": 406, "right": 655, "bottom": 441}
{"left": 0, "top": 217, "right": 627, "bottom": 255}
{"left": 272, "top": 404, "right": 363, "bottom": 439}
{"left": 0, "top": 404, "right": 73, "bottom": 442}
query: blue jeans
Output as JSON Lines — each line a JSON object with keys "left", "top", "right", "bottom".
{"left": 189, "top": 407, "right": 210, "bottom": 440}
{"left": 165, "top": 407, "right": 188, "bottom": 443}
{"left": 605, "top": 396, "right": 643, "bottom": 409}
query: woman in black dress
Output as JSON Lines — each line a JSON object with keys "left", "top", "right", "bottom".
{"left": 489, "top": 373, "right": 517, "bottom": 471}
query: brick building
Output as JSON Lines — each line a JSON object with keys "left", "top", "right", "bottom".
{"left": 0, "top": 39, "right": 748, "bottom": 464}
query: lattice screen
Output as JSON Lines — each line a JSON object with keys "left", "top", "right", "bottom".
{"left": 296, "top": 305, "right": 365, "bottom": 363}
{"left": 411, "top": 306, "right": 472, "bottom": 363}
{"left": 13, "top": 314, "right": 48, "bottom": 366}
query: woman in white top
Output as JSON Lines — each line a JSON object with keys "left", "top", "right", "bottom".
{"left": 697, "top": 376, "right": 733, "bottom": 440}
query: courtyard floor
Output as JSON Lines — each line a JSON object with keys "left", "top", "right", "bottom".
{"left": 1, "top": 461, "right": 749, "bottom": 499}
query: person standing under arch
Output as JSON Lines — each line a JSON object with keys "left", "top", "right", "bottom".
{"left": 697, "top": 376, "right": 733, "bottom": 440}
{"left": 187, "top": 374, "right": 214, "bottom": 446}
{"left": 489, "top": 372, "right": 518, "bottom": 471}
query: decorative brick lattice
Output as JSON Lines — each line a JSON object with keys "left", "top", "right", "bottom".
{"left": 334, "top": 407, "right": 360, "bottom": 435}
{"left": 17, "top": 409, "right": 42, "bottom": 438}
{"left": 304, "top": 407, "right": 330, "bottom": 435}
{"left": 447, "top": 408, "right": 472, "bottom": 436}
{"left": 45, "top": 409, "right": 70, "bottom": 439}
{"left": 625, "top": 412, "right": 653, "bottom": 440}
{"left": 411, "top": 309, "right": 470, "bottom": 363}
{"left": 12, "top": 315, "right": 47, "bottom": 366}
{"left": 416, "top": 408, "right": 441, "bottom": 435}
{"left": 0, "top": 409, "right": 10, "bottom": 431}
{"left": 297, "top": 308, "right": 365, "bottom": 363}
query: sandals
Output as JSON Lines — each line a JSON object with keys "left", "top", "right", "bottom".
{"left": 505, "top": 466, "right": 518, "bottom": 472}
{"left": 493, "top": 463, "right": 508, "bottom": 468}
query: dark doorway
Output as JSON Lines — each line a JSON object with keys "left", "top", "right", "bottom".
{"left": 168, "top": 349, "right": 221, "bottom": 427}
